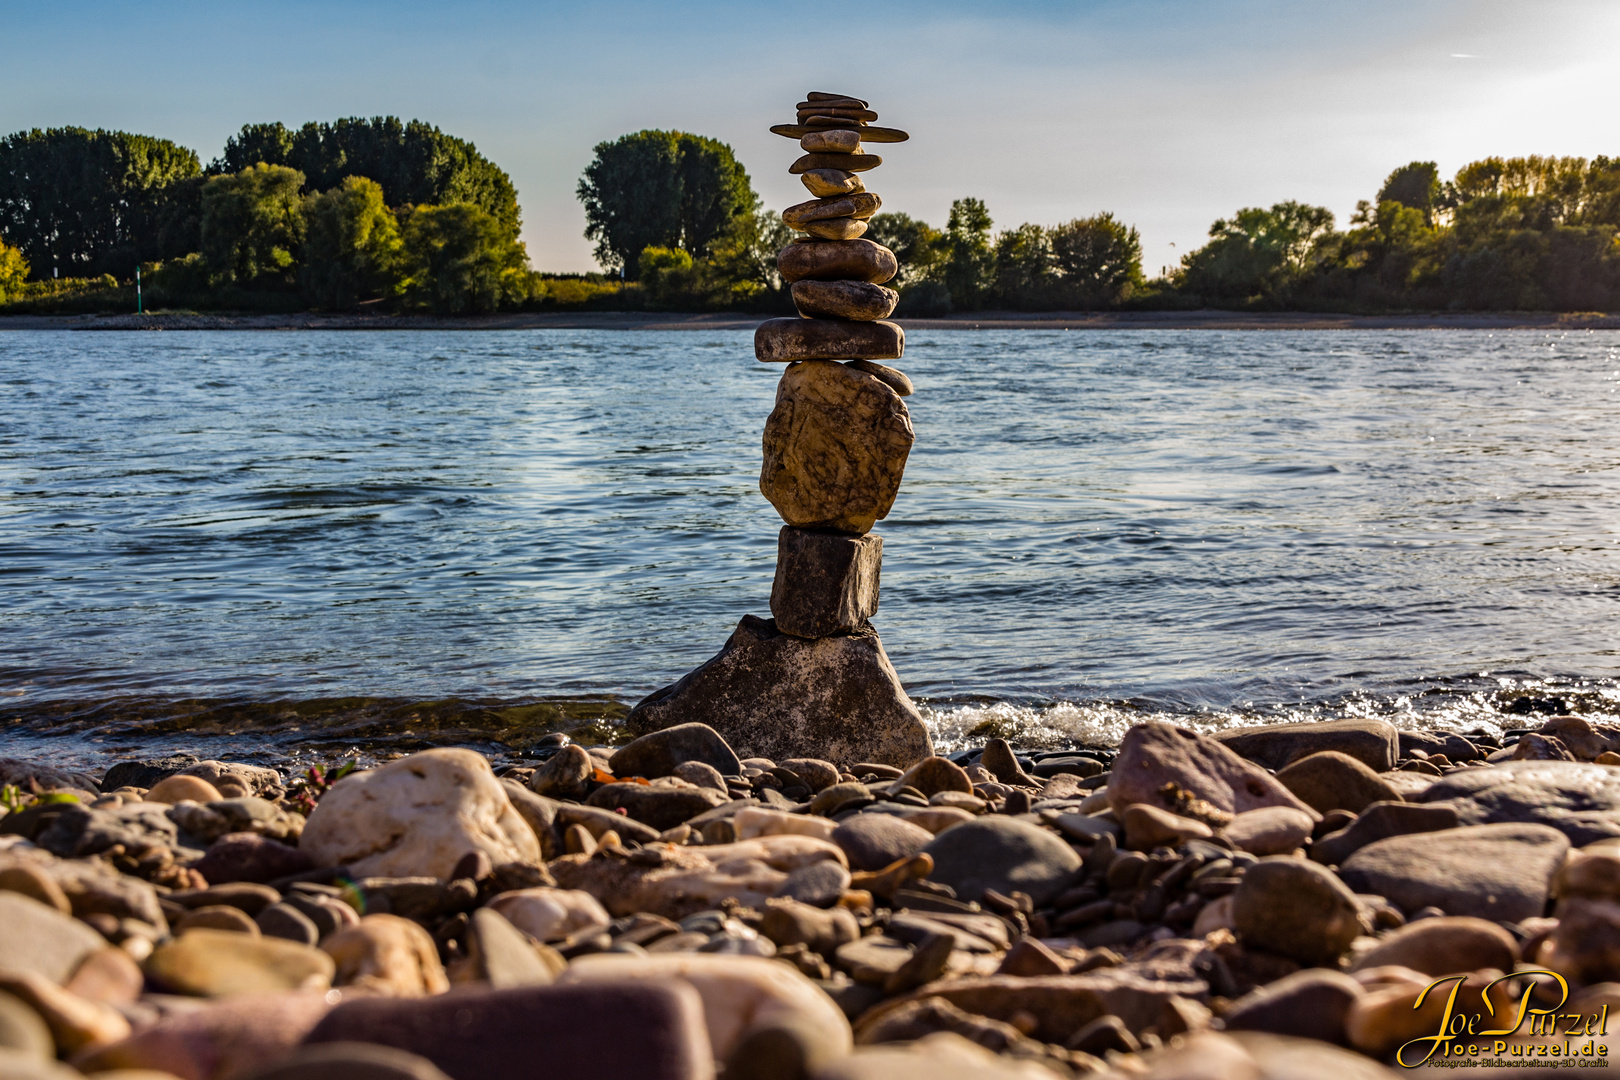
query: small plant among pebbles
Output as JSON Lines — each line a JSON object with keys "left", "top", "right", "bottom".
{"left": 287, "top": 759, "right": 359, "bottom": 814}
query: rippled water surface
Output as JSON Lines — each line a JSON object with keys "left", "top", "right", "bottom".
{"left": 3, "top": 328, "right": 1618, "bottom": 764}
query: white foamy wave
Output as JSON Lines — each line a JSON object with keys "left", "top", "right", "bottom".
{"left": 918, "top": 675, "right": 1620, "bottom": 753}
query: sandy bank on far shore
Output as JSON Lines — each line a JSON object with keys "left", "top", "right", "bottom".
{"left": 2, "top": 308, "right": 1618, "bottom": 332}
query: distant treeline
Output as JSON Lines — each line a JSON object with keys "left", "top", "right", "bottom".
{"left": 0, "top": 120, "right": 554, "bottom": 314}
{"left": 2, "top": 119, "right": 1618, "bottom": 315}
{"left": 1174, "top": 157, "right": 1620, "bottom": 311}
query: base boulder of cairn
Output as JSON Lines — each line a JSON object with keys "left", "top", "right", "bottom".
{"left": 761, "top": 359, "right": 914, "bottom": 534}
{"left": 624, "top": 614, "right": 931, "bottom": 767}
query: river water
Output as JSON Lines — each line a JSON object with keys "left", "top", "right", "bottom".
{"left": 3, "top": 328, "right": 1617, "bottom": 768}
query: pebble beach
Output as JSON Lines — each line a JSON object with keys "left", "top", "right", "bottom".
{"left": 3, "top": 712, "right": 1620, "bottom": 1080}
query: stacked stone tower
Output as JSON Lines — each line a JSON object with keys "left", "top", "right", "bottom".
{"left": 625, "top": 93, "right": 932, "bottom": 767}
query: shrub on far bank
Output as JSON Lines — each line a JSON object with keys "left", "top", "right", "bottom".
{"left": 0, "top": 239, "right": 27, "bottom": 299}
{"left": 525, "top": 274, "right": 645, "bottom": 310}
{"left": 301, "top": 177, "right": 402, "bottom": 310}
{"left": 201, "top": 163, "right": 307, "bottom": 290}
{"left": 396, "top": 203, "right": 529, "bottom": 314}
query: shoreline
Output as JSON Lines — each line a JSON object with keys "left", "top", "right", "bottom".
{"left": 2, "top": 308, "right": 1619, "bottom": 331}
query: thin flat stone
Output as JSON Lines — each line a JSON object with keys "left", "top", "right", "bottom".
{"left": 790, "top": 153, "right": 881, "bottom": 175}
{"left": 796, "top": 98, "right": 867, "bottom": 112}
{"left": 755, "top": 319, "right": 903, "bottom": 363}
{"left": 782, "top": 193, "right": 881, "bottom": 226}
{"left": 806, "top": 91, "right": 868, "bottom": 107}
{"left": 772, "top": 124, "right": 909, "bottom": 144}
{"left": 797, "top": 107, "right": 879, "bottom": 123}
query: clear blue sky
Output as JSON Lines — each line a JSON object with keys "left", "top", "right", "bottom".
{"left": 2, "top": 0, "right": 1615, "bottom": 275}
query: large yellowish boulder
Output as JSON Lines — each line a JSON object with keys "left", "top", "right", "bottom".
{"left": 560, "top": 953, "right": 851, "bottom": 1062}
{"left": 761, "top": 360, "right": 913, "bottom": 535}
{"left": 300, "top": 749, "right": 540, "bottom": 879}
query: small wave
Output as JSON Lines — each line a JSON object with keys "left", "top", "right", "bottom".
{"left": 920, "top": 673, "right": 1620, "bottom": 754}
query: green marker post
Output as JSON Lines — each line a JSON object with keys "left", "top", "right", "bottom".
{"left": 136, "top": 266, "right": 142, "bottom": 314}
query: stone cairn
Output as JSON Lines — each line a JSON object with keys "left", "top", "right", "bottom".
{"left": 625, "top": 93, "right": 932, "bottom": 767}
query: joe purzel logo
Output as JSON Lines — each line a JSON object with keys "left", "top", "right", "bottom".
{"left": 1398, "top": 970, "right": 1611, "bottom": 1069}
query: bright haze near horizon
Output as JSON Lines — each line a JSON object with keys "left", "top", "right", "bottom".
{"left": 2, "top": 0, "right": 1615, "bottom": 279}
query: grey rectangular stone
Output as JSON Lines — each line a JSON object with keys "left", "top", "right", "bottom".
{"left": 770, "top": 527, "right": 881, "bottom": 638}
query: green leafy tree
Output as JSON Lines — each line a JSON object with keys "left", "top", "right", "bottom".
{"left": 1049, "top": 213, "right": 1144, "bottom": 305}
{"left": 942, "top": 197, "right": 995, "bottom": 309}
{"left": 217, "top": 118, "right": 519, "bottom": 236}
{"left": 0, "top": 127, "right": 201, "bottom": 277}
{"left": 702, "top": 206, "right": 790, "bottom": 299}
{"left": 1377, "top": 162, "right": 1443, "bottom": 224}
{"left": 0, "top": 238, "right": 27, "bottom": 298}
{"left": 993, "top": 223, "right": 1054, "bottom": 308}
{"left": 397, "top": 202, "right": 529, "bottom": 314}
{"left": 577, "top": 130, "right": 756, "bottom": 277}
{"left": 301, "top": 176, "right": 403, "bottom": 309}
{"left": 217, "top": 123, "right": 295, "bottom": 170}
{"left": 1177, "top": 200, "right": 1336, "bottom": 302}
{"left": 201, "top": 164, "right": 307, "bottom": 288}
{"left": 864, "top": 212, "right": 946, "bottom": 286}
